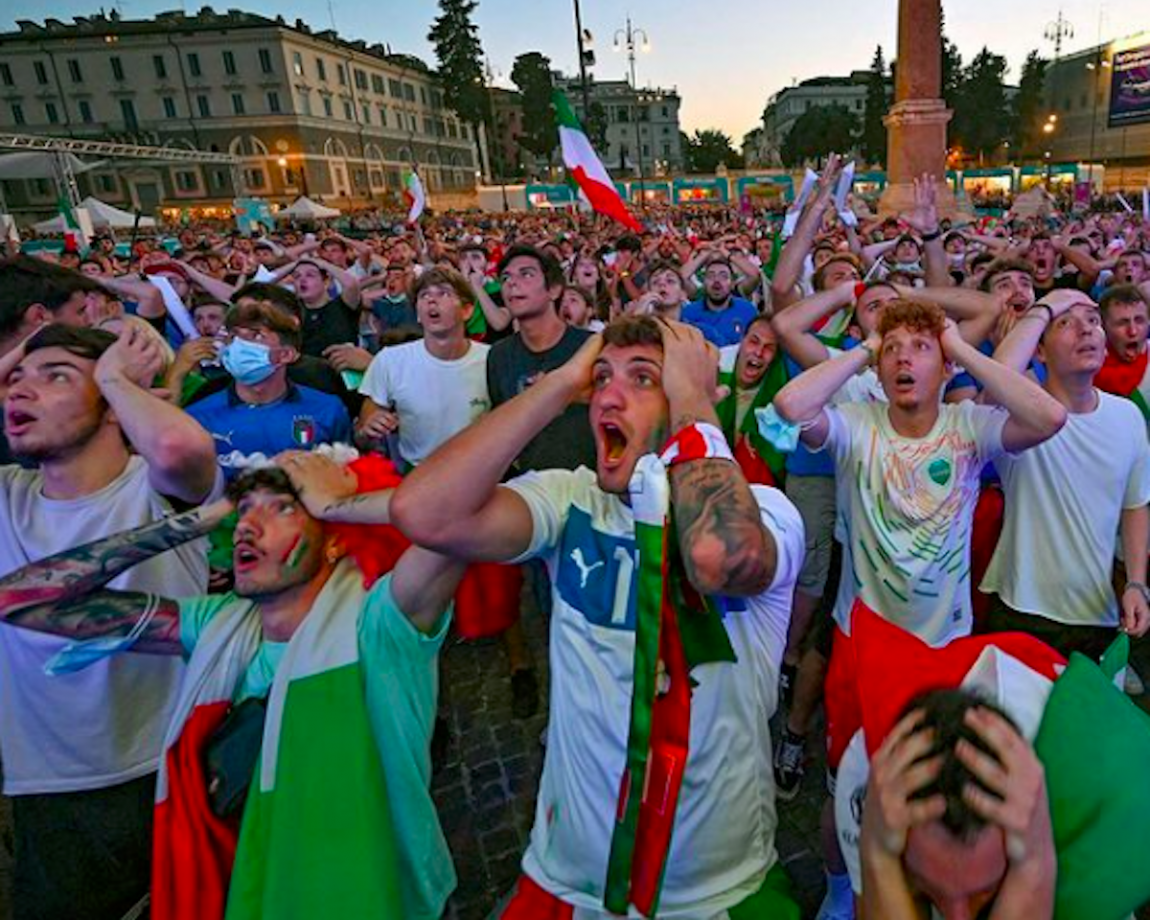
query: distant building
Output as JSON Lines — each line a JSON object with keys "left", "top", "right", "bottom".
{"left": 0, "top": 7, "right": 486, "bottom": 214}
{"left": 553, "top": 74, "right": 684, "bottom": 177}
{"left": 488, "top": 86, "right": 527, "bottom": 180}
{"left": 1043, "top": 32, "right": 1150, "bottom": 188}
{"left": 742, "top": 126, "right": 769, "bottom": 168}
{"left": 759, "top": 72, "right": 878, "bottom": 167}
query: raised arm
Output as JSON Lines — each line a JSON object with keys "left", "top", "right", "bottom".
{"left": 902, "top": 284, "right": 1001, "bottom": 346}
{"left": 772, "top": 282, "right": 856, "bottom": 369}
{"left": 310, "top": 255, "right": 362, "bottom": 309}
{"left": 100, "top": 275, "right": 167, "bottom": 319}
{"left": 465, "top": 271, "right": 511, "bottom": 332}
{"left": 771, "top": 155, "right": 841, "bottom": 310}
{"left": 903, "top": 175, "right": 951, "bottom": 289}
{"left": 180, "top": 261, "right": 240, "bottom": 304}
{"left": 391, "top": 337, "right": 602, "bottom": 561}
{"left": 773, "top": 334, "right": 877, "bottom": 448}
{"left": 0, "top": 498, "right": 232, "bottom": 653}
{"left": 661, "top": 322, "right": 776, "bottom": 596}
{"left": 942, "top": 321, "right": 1066, "bottom": 452}
{"left": 94, "top": 325, "right": 219, "bottom": 503}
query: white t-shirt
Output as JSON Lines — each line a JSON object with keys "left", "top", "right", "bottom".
{"left": 506, "top": 467, "right": 805, "bottom": 917}
{"left": 0, "top": 457, "right": 215, "bottom": 794}
{"left": 982, "top": 391, "right": 1150, "bottom": 627}
{"left": 359, "top": 339, "right": 491, "bottom": 466}
{"left": 819, "top": 401, "right": 1009, "bottom": 646}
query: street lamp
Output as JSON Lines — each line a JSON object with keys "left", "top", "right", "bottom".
{"left": 614, "top": 16, "right": 650, "bottom": 205}
{"left": 1085, "top": 52, "right": 1111, "bottom": 201}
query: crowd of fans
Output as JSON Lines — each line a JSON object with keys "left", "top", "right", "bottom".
{"left": 1, "top": 155, "right": 1149, "bottom": 920}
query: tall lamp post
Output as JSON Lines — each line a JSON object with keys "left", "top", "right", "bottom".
{"left": 1085, "top": 49, "right": 1111, "bottom": 202}
{"left": 614, "top": 17, "right": 650, "bottom": 204}
{"left": 573, "top": 0, "right": 593, "bottom": 118}
{"left": 479, "top": 59, "right": 510, "bottom": 212}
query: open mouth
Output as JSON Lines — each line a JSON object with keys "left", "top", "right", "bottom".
{"left": 4, "top": 409, "right": 35, "bottom": 435}
{"left": 894, "top": 372, "right": 916, "bottom": 389}
{"left": 233, "top": 542, "right": 263, "bottom": 573}
{"left": 599, "top": 421, "right": 629, "bottom": 468}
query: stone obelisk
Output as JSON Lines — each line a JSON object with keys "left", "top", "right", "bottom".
{"left": 879, "top": 0, "right": 960, "bottom": 216}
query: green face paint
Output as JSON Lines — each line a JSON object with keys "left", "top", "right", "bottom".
{"left": 283, "top": 535, "right": 310, "bottom": 571}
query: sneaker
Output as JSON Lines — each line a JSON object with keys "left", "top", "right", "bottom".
{"left": 779, "top": 661, "right": 798, "bottom": 709}
{"left": 1125, "top": 663, "right": 1145, "bottom": 696}
{"left": 773, "top": 729, "right": 805, "bottom": 802}
{"left": 510, "top": 667, "right": 540, "bottom": 720}
{"left": 815, "top": 872, "right": 855, "bottom": 920}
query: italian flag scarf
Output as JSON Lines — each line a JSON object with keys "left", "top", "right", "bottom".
{"left": 1093, "top": 345, "right": 1150, "bottom": 420}
{"left": 553, "top": 89, "right": 642, "bottom": 232}
{"left": 716, "top": 356, "right": 790, "bottom": 485}
{"left": 603, "top": 455, "right": 736, "bottom": 917}
{"left": 153, "top": 561, "right": 405, "bottom": 920}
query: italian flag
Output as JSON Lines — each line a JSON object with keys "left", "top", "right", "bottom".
{"left": 403, "top": 168, "right": 426, "bottom": 225}
{"left": 553, "top": 90, "right": 641, "bottom": 232}
{"left": 58, "top": 194, "right": 85, "bottom": 251}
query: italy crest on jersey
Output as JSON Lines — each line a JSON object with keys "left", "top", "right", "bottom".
{"left": 292, "top": 416, "right": 317, "bottom": 447}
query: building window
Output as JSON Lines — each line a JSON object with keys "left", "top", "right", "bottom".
{"left": 267, "top": 91, "right": 281, "bottom": 114}
{"left": 111, "top": 57, "right": 125, "bottom": 81}
{"left": 337, "top": 64, "right": 347, "bottom": 86}
{"left": 67, "top": 59, "right": 82, "bottom": 83}
{"left": 97, "top": 174, "right": 116, "bottom": 194}
{"left": 447, "top": 120, "right": 457, "bottom": 138}
{"left": 197, "top": 95, "right": 211, "bottom": 118}
{"left": 119, "top": 98, "right": 138, "bottom": 130}
{"left": 188, "top": 53, "right": 202, "bottom": 78}
{"left": 461, "top": 123, "right": 469, "bottom": 139}
{"left": 662, "top": 105, "right": 669, "bottom": 117}
{"left": 34, "top": 61, "right": 48, "bottom": 85}
{"left": 371, "top": 74, "right": 385, "bottom": 94}
{"left": 0, "top": 63, "right": 12, "bottom": 86}
{"left": 162, "top": 96, "right": 177, "bottom": 118}
{"left": 354, "top": 69, "right": 367, "bottom": 91}
{"left": 403, "top": 83, "right": 415, "bottom": 102}
{"left": 175, "top": 170, "right": 200, "bottom": 192}
{"left": 31, "top": 178, "right": 51, "bottom": 197}
{"left": 378, "top": 105, "right": 387, "bottom": 125}
{"left": 662, "top": 143, "right": 671, "bottom": 157}
{"left": 322, "top": 96, "right": 333, "bottom": 118}
{"left": 362, "top": 104, "right": 370, "bottom": 124}
{"left": 223, "top": 51, "right": 237, "bottom": 76}
{"left": 45, "top": 102, "right": 59, "bottom": 125}
{"left": 316, "top": 58, "right": 327, "bottom": 81}
{"left": 153, "top": 55, "right": 167, "bottom": 80}
{"left": 343, "top": 100, "right": 354, "bottom": 120}
{"left": 291, "top": 52, "right": 303, "bottom": 77}
{"left": 11, "top": 103, "right": 25, "bottom": 126}
{"left": 298, "top": 90, "right": 312, "bottom": 116}
{"left": 388, "top": 78, "right": 402, "bottom": 98}
{"left": 420, "top": 86, "right": 427, "bottom": 105}
{"left": 78, "top": 100, "right": 93, "bottom": 123}
{"left": 642, "top": 144, "right": 650, "bottom": 157}
{"left": 243, "top": 168, "right": 265, "bottom": 189}
{"left": 231, "top": 93, "right": 245, "bottom": 115}
{"left": 259, "top": 49, "right": 273, "bottom": 74}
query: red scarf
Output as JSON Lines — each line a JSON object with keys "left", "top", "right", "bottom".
{"left": 1094, "top": 346, "right": 1148, "bottom": 398}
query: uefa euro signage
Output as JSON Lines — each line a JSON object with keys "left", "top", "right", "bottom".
{"left": 1109, "top": 42, "right": 1150, "bottom": 129}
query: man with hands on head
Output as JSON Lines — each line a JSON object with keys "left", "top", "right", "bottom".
{"left": 858, "top": 691, "right": 1055, "bottom": 920}
{"left": 392, "top": 314, "right": 806, "bottom": 917}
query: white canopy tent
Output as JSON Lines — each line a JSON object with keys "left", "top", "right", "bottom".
{"left": 33, "top": 197, "right": 156, "bottom": 233}
{"left": 277, "top": 196, "right": 341, "bottom": 220}
{"left": 0, "top": 151, "right": 101, "bottom": 180}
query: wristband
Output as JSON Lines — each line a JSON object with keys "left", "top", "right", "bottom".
{"left": 1029, "top": 303, "right": 1055, "bottom": 324}
{"left": 660, "top": 422, "right": 735, "bottom": 467}
{"left": 1124, "top": 581, "right": 1150, "bottom": 603}
{"left": 921, "top": 228, "right": 942, "bottom": 243}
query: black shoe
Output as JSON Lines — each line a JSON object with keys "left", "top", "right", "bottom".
{"left": 779, "top": 661, "right": 797, "bottom": 709}
{"left": 510, "top": 667, "right": 539, "bottom": 720}
{"left": 773, "top": 728, "right": 806, "bottom": 802}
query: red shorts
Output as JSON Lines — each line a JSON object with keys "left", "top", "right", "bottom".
{"left": 453, "top": 562, "right": 523, "bottom": 640}
{"left": 824, "top": 625, "right": 861, "bottom": 772}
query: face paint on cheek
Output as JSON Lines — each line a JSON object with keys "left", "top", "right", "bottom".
{"left": 282, "top": 535, "right": 310, "bottom": 571}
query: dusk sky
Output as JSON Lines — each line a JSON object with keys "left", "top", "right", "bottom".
{"left": 6, "top": 1, "right": 1149, "bottom": 140}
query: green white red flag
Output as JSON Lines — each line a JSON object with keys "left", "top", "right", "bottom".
{"left": 552, "top": 90, "right": 641, "bottom": 232}
{"left": 403, "top": 168, "right": 425, "bottom": 224}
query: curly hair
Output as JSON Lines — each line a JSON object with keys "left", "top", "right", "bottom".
{"left": 876, "top": 299, "right": 946, "bottom": 340}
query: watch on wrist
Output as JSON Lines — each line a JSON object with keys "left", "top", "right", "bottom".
{"left": 921, "top": 228, "right": 942, "bottom": 243}
{"left": 1124, "top": 581, "right": 1150, "bottom": 604}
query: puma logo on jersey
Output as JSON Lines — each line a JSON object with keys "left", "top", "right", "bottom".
{"left": 570, "top": 548, "right": 604, "bottom": 588}
{"left": 212, "top": 431, "right": 235, "bottom": 447}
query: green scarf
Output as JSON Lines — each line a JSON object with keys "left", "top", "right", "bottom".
{"left": 716, "top": 356, "right": 790, "bottom": 478}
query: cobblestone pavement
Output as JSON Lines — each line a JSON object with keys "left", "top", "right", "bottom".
{"left": 1, "top": 609, "right": 1148, "bottom": 920}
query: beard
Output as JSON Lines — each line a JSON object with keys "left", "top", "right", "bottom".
{"left": 9, "top": 413, "right": 105, "bottom": 465}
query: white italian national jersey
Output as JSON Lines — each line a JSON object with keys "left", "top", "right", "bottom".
{"left": 506, "top": 467, "right": 805, "bottom": 917}
{"left": 821, "top": 401, "right": 1008, "bottom": 647}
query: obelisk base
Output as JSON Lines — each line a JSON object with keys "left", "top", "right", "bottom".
{"left": 879, "top": 98, "right": 962, "bottom": 218}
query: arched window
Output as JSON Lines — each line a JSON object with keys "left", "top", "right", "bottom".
{"left": 228, "top": 135, "right": 269, "bottom": 157}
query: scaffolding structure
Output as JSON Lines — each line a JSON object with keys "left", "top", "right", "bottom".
{"left": 0, "top": 132, "right": 245, "bottom": 213}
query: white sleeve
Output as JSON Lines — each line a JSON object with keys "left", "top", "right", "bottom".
{"left": 813, "top": 403, "right": 852, "bottom": 462}
{"left": 961, "top": 401, "right": 1009, "bottom": 464}
{"left": 1123, "top": 411, "right": 1150, "bottom": 510}
{"left": 503, "top": 469, "right": 584, "bottom": 563}
{"left": 359, "top": 351, "right": 391, "bottom": 406}
{"left": 752, "top": 485, "right": 805, "bottom": 595}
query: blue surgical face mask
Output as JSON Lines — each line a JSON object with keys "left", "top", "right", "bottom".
{"left": 43, "top": 600, "right": 160, "bottom": 676}
{"left": 222, "top": 337, "right": 277, "bottom": 385}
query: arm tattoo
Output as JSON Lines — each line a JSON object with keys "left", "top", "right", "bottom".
{"left": 668, "top": 458, "right": 776, "bottom": 596}
{"left": 6, "top": 589, "right": 183, "bottom": 654}
{"left": 0, "top": 504, "right": 219, "bottom": 651}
